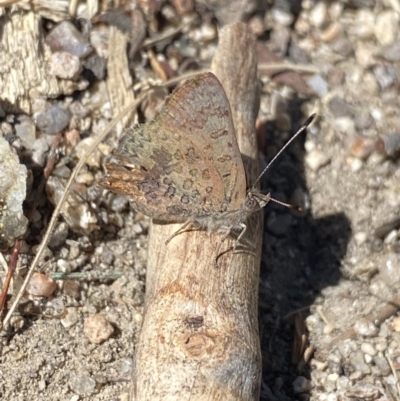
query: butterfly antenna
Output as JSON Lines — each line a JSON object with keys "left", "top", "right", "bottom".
{"left": 269, "top": 196, "right": 303, "bottom": 212}
{"left": 252, "top": 113, "right": 316, "bottom": 189}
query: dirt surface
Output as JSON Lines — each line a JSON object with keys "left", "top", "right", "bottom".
{"left": 1, "top": 1, "right": 400, "bottom": 400}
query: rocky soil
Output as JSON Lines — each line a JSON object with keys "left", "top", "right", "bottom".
{"left": 1, "top": 1, "right": 400, "bottom": 400}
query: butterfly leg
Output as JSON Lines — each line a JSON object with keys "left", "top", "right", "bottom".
{"left": 165, "top": 220, "right": 199, "bottom": 245}
{"left": 233, "top": 223, "right": 247, "bottom": 252}
{"left": 214, "top": 223, "right": 247, "bottom": 266}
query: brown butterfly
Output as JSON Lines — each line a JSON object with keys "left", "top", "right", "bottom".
{"left": 99, "top": 72, "right": 315, "bottom": 250}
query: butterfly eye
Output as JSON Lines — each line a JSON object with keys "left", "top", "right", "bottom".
{"left": 244, "top": 196, "right": 258, "bottom": 210}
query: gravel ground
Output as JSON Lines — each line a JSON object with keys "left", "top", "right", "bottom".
{"left": 1, "top": 1, "right": 400, "bottom": 400}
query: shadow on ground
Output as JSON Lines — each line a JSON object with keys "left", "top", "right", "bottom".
{"left": 257, "top": 106, "right": 352, "bottom": 399}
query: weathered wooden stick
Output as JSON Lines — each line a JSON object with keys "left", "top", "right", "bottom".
{"left": 132, "top": 22, "right": 261, "bottom": 401}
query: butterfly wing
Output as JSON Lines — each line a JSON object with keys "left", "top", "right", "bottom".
{"left": 158, "top": 73, "right": 247, "bottom": 212}
{"left": 100, "top": 72, "right": 247, "bottom": 221}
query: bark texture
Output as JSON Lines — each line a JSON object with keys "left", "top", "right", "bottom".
{"left": 0, "top": 11, "right": 88, "bottom": 114}
{"left": 132, "top": 22, "right": 261, "bottom": 401}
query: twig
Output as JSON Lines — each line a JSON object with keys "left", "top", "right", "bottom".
{"left": 141, "top": 15, "right": 196, "bottom": 49}
{"left": 330, "top": 293, "right": 400, "bottom": 346}
{"left": 43, "top": 133, "right": 62, "bottom": 180}
{"left": 385, "top": 351, "right": 400, "bottom": 399}
{"left": 0, "top": 239, "right": 23, "bottom": 324}
{"left": 50, "top": 271, "right": 122, "bottom": 281}
{"left": 316, "top": 305, "right": 336, "bottom": 329}
{"left": 258, "top": 62, "right": 320, "bottom": 74}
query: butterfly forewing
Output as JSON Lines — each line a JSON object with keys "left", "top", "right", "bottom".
{"left": 158, "top": 73, "right": 247, "bottom": 212}
{"left": 100, "top": 73, "right": 246, "bottom": 221}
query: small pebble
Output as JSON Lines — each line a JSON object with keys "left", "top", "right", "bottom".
{"left": 248, "top": 15, "right": 265, "bottom": 36}
{"left": 36, "top": 105, "right": 72, "bottom": 135}
{"left": 15, "top": 118, "right": 36, "bottom": 149}
{"left": 374, "top": 10, "right": 397, "bottom": 46}
{"left": 98, "top": 142, "right": 111, "bottom": 156}
{"left": 76, "top": 172, "right": 95, "bottom": 185}
{"left": 10, "top": 315, "right": 25, "bottom": 330}
{"left": 52, "top": 165, "right": 72, "bottom": 179}
{"left": 334, "top": 117, "right": 355, "bottom": 135}
{"left": 326, "top": 394, "right": 338, "bottom": 401}
{"left": 348, "top": 135, "right": 375, "bottom": 160}
{"left": 83, "top": 53, "right": 107, "bottom": 80}
{"left": 271, "top": 7, "right": 294, "bottom": 26}
{"left": 305, "top": 314, "right": 323, "bottom": 334}
{"left": 110, "top": 195, "right": 129, "bottom": 212}
{"left": 345, "top": 382, "right": 381, "bottom": 399}
{"left": 69, "top": 374, "right": 97, "bottom": 396}
{"left": 67, "top": 241, "right": 80, "bottom": 260}
{"left": 46, "top": 21, "right": 92, "bottom": 58}
{"left": 379, "top": 253, "right": 400, "bottom": 285}
{"left": 292, "top": 376, "right": 313, "bottom": 394}
{"left": 63, "top": 280, "right": 80, "bottom": 299}
{"left": 336, "top": 375, "right": 350, "bottom": 390}
{"left": 349, "top": 351, "right": 371, "bottom": 375}
{"left": 372, "top": 356, "right": 391, "bottom": 376}
{"left": 354, "top": 232, "right": 367, "bottom": 245}
{"left": 75, "top": 137, "right": 102, "bottom": 167}
{"left": 84, "top": 314, "right": 114, "bottom": 344}
{"left": 327, "top": 353, "right": 342, "bottom": 375}
{"left": 373, "top": 65, "right": 397, "bottom": 90}
{"left": 31, "top": 137, "right": 50, "bottom": 167}
{"left": 355, "top": 42, "right": 376, "bottom": 68}
{"left": 270, "top": 25, "right": 290, "bottom": 58}
{"left": 169, "top": 0, "right": 194, "bottom": 15}
{"left": 61, "top": 307, "right": 80, "bottom": 329}
{"left": 337, "top": 340, "right": 357, "bottom": 358}
{"left": 199, "top": 23, "right": 217, "bottom": 42}
{"left": 361, "top": 72, "right": 379, "bottom": 97}
{"left": 0, "top": 121, "right": 13, "bottom": 136}
{"left": 324, "top": 374, "right": 337, "bottom": 392}
{"left": 57, "top": 259, "right": 69, "bottom": 272}
{"left": 48, "top": 52, "right": 82, "bottom": 80}
{"left": 352, "top": 10, "right": 375, "bottom": 39}
{"left": 392, "top": 317, "right": 400, "bottom": 332}
{"left": 328, "top": 96, "right": 354, "bottom": 118}
{"left": 375, "top": 339, "right": 387, "bottom": 352}
{"left": 381, "top": 42, "right": 400, "bottom": 62}
{"left": 38, "top": 379, "right": 46, "bottom": 391}
{"left": 378, "top": 132, "right": 400, "bottom": 156}
{"left": 354, "top": 318, "right": 379, "bottom": 337}
{"left": 310, "top": 370, "right": 327, "bottom": 386}
{"left": 65, "top": 129, "right": 81, "bottom": 147}
{"left": 133, "top": 223, "right": 144, "bottom": 235}
{"left": 361, "top": 342, "right": 377, "bottom": 357}
{"left": 49, "top": 222, "right": 69, "bottom": 249}
{"left": 307, "top": 74, "right": 329, "bottom": 97}
{"left": 309, "top": 2, "right": 327, "bottom": 28}
{"left": 305, "top": 149, "right": 330, "bottom": 172}
{"left": 116, "top": 358, "right": 134, "bottom": 380}
{"left": 26, "top": 272, "right": 57, "bottom": 297}
{"left": 321, "top": 22, "right": 342, "bottom": 42}
{"left": 332, "top": 36, "right": 353, "bottom": 57}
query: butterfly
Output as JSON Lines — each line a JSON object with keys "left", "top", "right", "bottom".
{"left": 99, "top": 72, "right": 315, "bottom": 251}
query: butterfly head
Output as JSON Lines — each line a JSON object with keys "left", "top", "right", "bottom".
{"left": 242, "top": 189, "right": 271, "bottom": 216}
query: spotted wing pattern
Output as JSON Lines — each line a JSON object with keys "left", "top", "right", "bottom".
{"left": 100, "top": 73, "right": 247, "bottom": 222}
